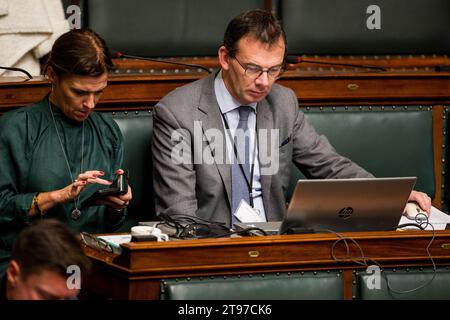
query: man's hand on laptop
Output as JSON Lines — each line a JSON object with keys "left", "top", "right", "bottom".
{"left": 408, "top": 190, "right": 432, "bottom": 213}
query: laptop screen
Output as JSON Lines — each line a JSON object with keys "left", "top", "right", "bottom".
{"left": 279, "top": 177, "right": 416, "bottom": 234}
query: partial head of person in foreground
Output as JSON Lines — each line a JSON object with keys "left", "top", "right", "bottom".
{"left": 5, "top": 219, "right": 91, "bottom": 300}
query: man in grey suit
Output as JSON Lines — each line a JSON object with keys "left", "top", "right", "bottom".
{"left": 152, "top": 9, "right": 431, "bottom": 228}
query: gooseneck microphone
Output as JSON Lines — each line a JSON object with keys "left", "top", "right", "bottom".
{"left": 285, "top": 55, "right": 386, "bottom": 72}
{"left": 0, "top": 66, "right": 33, "bottom": 79}
{"left": 111, "top": 50, "right": 212, "bottom": 74}
{"left": 435, "top": 65, "right": 450, "bottom": 72}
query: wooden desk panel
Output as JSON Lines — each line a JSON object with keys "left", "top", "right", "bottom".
{"left": 279, "top": 72, "right": 450, "bottom": 106}
{"left": 1, "top": 59, "right": 450, "bottom": 110}
{"left": 82, "top": 230, "right": 450, "bottom": 300}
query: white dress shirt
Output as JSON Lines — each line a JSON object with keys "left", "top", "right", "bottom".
{"left": 214, "top": 71, "right": 267, "bottom": 221}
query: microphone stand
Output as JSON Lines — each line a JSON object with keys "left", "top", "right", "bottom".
{"left": 0, "top": 66, "right": 33, "bottom": 79}
{"left": 285, "top": 55, "right": 387, "bottom": 72}
{"left": 115, "top": 52, "right": 212, "bottom": 74}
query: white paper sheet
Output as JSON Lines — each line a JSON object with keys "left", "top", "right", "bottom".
{"left": 398, "top": 206, "right": 450, "bottom": 230}
{"left": 97, "top": 234, "right": 132, "bottom": 246}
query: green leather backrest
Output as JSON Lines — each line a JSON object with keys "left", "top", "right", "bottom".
{"left": 84, "top": 0, "right": 265, "bottom": 57}
{"left": 355, "top": 267, "right": 450, "bottom": 299}
{"left": 112, "top": 112, "right": 154, "bottom": 230}
{"left": 286, "top": 107, "right": 435, "bottom": 202}
{"left": 161, "top": 271, "right": 343, "bottom": 300}
{"left": 281, "top": 0, "right": 450, "bottom": 54}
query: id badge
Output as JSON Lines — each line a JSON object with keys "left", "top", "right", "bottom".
{"left": 234, "top": 200, "right": 265, "bottom": 223}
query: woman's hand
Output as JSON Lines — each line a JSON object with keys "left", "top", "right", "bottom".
{"left": 99, "top": 185, "right": 133, "bottom": 210}
{"left": 29, "top": 170, "right": 112, "bottom": 217}
{"left": 57, "top": 170, "right": 112, "bottom": 204}
{"left": 95, "top": 169, "right": 133, "bottom": 210}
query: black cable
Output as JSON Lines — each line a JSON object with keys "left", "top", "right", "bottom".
{"left": 0, "top": 66, "right": 32, "bottom": 79}
{"left": 159, "top": 212, "right": 270, "bottom": 239}
{"left": 385, "top": 214, "right": 437, "bottom": 295}
{"left": 209, "top": 227, "right": 268, "bottom": 238}
{"left": 159, "top": 211, "right": 438, "bottom": 294}
{"left": 395, "top": 223, "right": 425, "bottom": 231}
{"left": 315, "top": 223, "right": 437, "bottom": 295}
{"left": 157, "top": 213, "right": 231, "bottom": 239}
{"left": 314, "top": 228, "right": 370, "bottom": 267}
{"left": 168, "top": 213, "right": 228, "bottom": 226}
{"left": 157, "top": 213, "right": 184, "bottom": 237}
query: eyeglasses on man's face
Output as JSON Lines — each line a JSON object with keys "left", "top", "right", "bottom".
{"left": 233, "top": 56, "right": 284, "bottom": 79}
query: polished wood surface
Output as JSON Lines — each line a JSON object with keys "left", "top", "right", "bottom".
{"left": 279, "top": 71, "right": 450, "bottom": 106}
{"left": 2, "top": 69, "right": 449, "bottom": 110}
{"left": 433, "top": 106, "right": 445, "bottom": 209}
{"left": 82, "top": 230, "right": 450, "bottom": 300}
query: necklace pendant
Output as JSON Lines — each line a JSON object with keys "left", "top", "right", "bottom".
{"left": 71, "top": 208, "right": 81, "bottom": 220}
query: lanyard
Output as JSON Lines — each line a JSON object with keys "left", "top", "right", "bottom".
{"left": 220, "top": 110, "right": 258, "bottom": 208}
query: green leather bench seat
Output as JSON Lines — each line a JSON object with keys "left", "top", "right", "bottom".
{"left": 354, "top": 267, "right": 450, "bottom": 299}
{"left": 287, "top": 107, "right": 435, "bottom": 202}
{"left": 161, "top": 271, "right": 343, "bottom": 300}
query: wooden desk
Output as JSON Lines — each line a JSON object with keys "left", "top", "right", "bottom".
{"left": 82, "top": 230, "right": 450, "bottom": 300}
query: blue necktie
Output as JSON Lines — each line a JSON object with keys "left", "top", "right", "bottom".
{"left": 231, "top": 106, "right": 253, "bottom": 223}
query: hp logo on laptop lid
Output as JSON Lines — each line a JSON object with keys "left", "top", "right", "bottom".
{"left": 338, "top": 207, "right": 353, "bottom": 219}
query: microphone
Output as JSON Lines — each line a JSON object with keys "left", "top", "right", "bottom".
{"left": 0, "top": 66, "right": 33, "bottom": 79}
{"left": 435, "top": 65, "right": 450, "bottom": 72}
{"left": 285, "top": 55, "right": 386, "bottom": 72}
{"left": 111, "top": 50, "right": 212, "bottom": 74}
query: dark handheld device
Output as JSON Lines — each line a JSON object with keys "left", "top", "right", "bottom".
{"left": 131, "top": 234, "right": 158, "bottom": 242}
{"left": 95, "top": 171, "right": 128, "bottom": 197}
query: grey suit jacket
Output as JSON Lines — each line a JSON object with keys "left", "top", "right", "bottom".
{"left": 152, "top": 72, "right": 372, "bottom": 226}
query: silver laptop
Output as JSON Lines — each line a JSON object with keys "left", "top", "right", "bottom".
{"left": 279, "top": 177, "right": 416, "bottom": 234}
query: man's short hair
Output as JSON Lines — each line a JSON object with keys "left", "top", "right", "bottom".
{"left": 10, "top": 219, "right": 90, "bottom": 280}
{"left": 223, "top": 9, "right": 287, "bottom": 57}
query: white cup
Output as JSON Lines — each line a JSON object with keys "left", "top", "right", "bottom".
{"left": 131, "top": 226, "right": 169, "bottom": 242}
